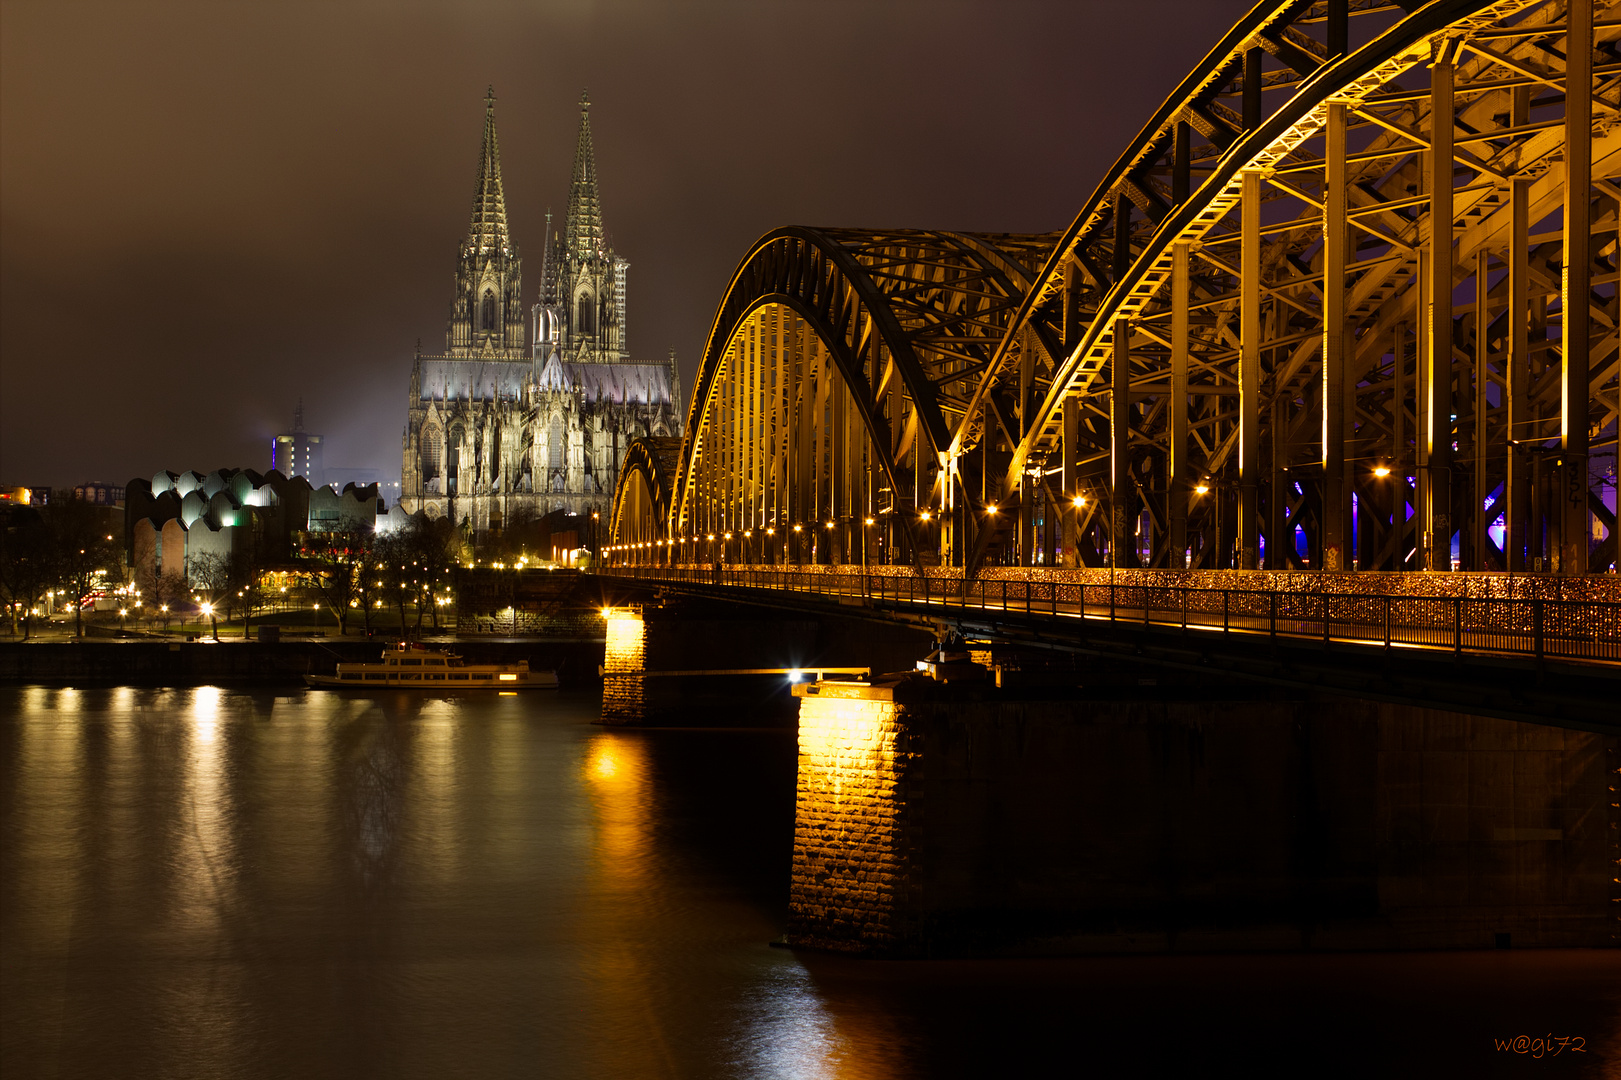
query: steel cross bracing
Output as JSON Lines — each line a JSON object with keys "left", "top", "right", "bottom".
{"left": 610, "top": 0, "right": 1619, "bottom": 583}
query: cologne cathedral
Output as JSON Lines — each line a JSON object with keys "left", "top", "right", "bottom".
{"left": 400, "top": 90, "right": 683, "bottom": 533}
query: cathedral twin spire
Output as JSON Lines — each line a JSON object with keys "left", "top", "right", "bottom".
{"left": 564, "top": 90, "right": 606, "bottom": 261}
{"left": 450, "top": 87, "right": 624, "bottom": 362}
{"left": 465, "top": 87, "right": 603, "bottom": 268}
{"left": 464, "top": 86, "right": 512, "bottom": 258}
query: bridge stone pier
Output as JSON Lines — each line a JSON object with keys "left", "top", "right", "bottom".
{"left": 787, "top": 669, "right": 1616, "bottom": 957}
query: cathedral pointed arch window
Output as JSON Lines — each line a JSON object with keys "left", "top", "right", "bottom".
{"left": 576, "top": 293, "right": 594, "bottom": 336}
{"left": 481, "top": 290, "right": 497, "bottom": 331}
{"left": 421, "top": 428, "right": 443, "bottom": 492}
{"left": 447, "top": 424, "right": 464, "bottom": 495}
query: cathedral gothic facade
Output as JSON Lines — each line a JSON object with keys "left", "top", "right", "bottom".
{"left": 400, "top": 90, "right": 683, "bottom": 534}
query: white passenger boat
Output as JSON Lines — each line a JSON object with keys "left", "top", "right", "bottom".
{"left": 304, "top": 643, "right": 559, "bottom": 689}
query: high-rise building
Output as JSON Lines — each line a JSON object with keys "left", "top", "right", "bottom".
{"left": 272, "top": 400, "right": 325, "bottom": 488}
{"left": 400, "top": 90, "right": 682, "bottom": 534}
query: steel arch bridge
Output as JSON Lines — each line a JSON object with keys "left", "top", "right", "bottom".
{"left": 610, "top": 0, "right": 1619, "bottom": 581}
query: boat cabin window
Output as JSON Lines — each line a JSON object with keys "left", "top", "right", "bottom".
{"left": 449, "top": 674, "right": 469, "bottom": 680}
{"left": 364, "top": 674, "right": 386, "bottom": 681}
{"left": 399, "top": 659, "right": 421, "bottom": 667}
{"left": 342, "top": 673, "right": 360, "bottom": 680}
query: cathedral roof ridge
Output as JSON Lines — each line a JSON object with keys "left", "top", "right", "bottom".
{"left": 465, "top": 86, "right": 513, "bottom": 258}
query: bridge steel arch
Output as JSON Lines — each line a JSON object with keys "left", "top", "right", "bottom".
{"left": 625, "top": 227, "right": 1058, "bottom": 569}
{"left": 609, "top": 0, "right": 1618, "bottom": 579}
{"left": 609, "top": 436, "right": 682, "bottom": 557}
{"left": 968, "top": 0, "right": 1618, "bottom": 577}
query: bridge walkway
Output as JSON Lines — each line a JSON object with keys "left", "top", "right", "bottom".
{"left": 600, "top": 567, "right": 1621, "bottom": 667}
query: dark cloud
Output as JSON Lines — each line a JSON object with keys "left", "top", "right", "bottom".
{"left": 1, "top": 0, "right": 1247, "bottom": 488}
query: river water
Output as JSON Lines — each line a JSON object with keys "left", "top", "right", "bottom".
{"left": 3, "top": 686, "right": 1616, "bottom": 1078}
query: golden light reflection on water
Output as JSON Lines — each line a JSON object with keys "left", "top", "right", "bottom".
{"left": 410, "top": 701, "right": 461, "bottom": 885}
{"left": 11, "top": 688, "right": 87, "bottom": 1005}
{"left": 580, "top": 731, "right": 687, "bottom": 1077}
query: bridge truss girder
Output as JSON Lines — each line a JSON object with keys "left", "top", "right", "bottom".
{"left": 989, "top": 0, "right": 1618, "bottom": 577}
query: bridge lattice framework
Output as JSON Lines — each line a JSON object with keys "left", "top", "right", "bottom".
{"left": 611, "top": 0, "right": 1620, "bottom": 580}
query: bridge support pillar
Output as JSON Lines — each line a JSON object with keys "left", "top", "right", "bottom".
{"left": 785, "top": 675, "right": 1616, "bottom": 957}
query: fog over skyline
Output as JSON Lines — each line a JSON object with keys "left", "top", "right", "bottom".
{"left": 1, "top": 0, "right": 1246, "bottom": 490}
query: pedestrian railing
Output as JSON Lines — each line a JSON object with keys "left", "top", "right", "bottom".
{"left": 595, "top": 566, "right": 1621, "bottom": 664}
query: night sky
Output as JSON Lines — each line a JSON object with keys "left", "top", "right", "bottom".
{"left": 1, "top": 0, "right": 1246, "bottom": 491}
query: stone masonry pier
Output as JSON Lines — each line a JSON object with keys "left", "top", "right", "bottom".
{"left": 786, "top": 675, "right": 1617, "bottom": 957}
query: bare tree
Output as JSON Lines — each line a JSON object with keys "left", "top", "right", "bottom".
{"left": 39, "top": 498, "right": 125, "bottom": 638}
{"left": 0, "top": 509, "right": 51, "bottom": 639}
{"left": 190, "top": 549, "right": 259, "bottom": 640}
{"left": 303, "top": 531, "right": 365, "bottom": 636}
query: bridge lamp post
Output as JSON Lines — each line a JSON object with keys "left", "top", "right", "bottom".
{"left": 792, "top": 523, "right": 803, "bottom": 566}
{"left": 743, "top": 530, "right": 753, "bottom": 565}
{"left": 825, "top": 521, "right": 836, "bottom": 567}
{"left": 766, "top": 527, "right": 776, "bottom": 566}
{"left": 724, "top": 533, "right": 733, "bottom": 565}
{"left": 863, "top": 517, "right": 874, "bottom": 572}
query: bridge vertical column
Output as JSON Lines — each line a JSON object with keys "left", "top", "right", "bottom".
{"left": 1239, "top": 168, "right": 1262, "bottom": 570}
{"left": 1111, "top": 317, "right": 1133, "bottom": 567}
{"left": 1062, "top": 396, "right": 1080, "bottom": 567}
{"left": 1472, "top": 249, "right": 1490, "bottom": 570}
{"left": 1271, "top": 395, "right": 1289, "bottom": 569}
{"left": 1423, "top": 49, "right": 1455, "bottom": 572}
{"left": 1561, "top": 0, "right": 1593, "bottom": 575}
{"left": 776, "top": 309, "right": 790, "bottom": 559}
{"left": 1322, "top": 100, "right": 1348, "bottom": 572}
{"left": 1170, "top": 241, "right": 1190, "bottom": 568}
{"left": 1506, "top": 120, "right": 1530, "bottom": 572}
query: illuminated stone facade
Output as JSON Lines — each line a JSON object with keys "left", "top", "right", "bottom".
{"left": 401, "top": 91, "right": 682, "bottom": 535}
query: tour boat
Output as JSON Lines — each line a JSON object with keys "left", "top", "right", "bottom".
{"left": 304, "top": 643, "right": 559, "bottom": 689}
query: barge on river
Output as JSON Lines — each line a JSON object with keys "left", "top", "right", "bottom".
{"left": 304, "top": 643, "right": 559, "bottom": 689}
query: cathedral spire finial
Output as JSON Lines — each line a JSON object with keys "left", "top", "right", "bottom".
{"left": 465, "top": 86, "right": 512, "bottom": 258}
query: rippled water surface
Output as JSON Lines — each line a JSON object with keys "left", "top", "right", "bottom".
{"left": 3, "top": 686, "right": 1617, "bottom": 1079}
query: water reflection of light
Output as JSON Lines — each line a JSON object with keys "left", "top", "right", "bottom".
{"left": 411, "top": 703, "right": 460, "bottom": 884}
{"left": 192, "top": 685, "right": 222, "bottom": 743}
{"left": 730, "top": 961, "right": 860, "bottom": 1080}
{"left": 590, "top": 743, "right": 621, "bottom": 781}
{"left": 172, "top": 687, "right": 246, "bottom": 1064}
{"left": 12, "top": 691, "right": 87, "bottom": 956}
{"left": 583, "top": 734, "right": 652, "bottom": 879}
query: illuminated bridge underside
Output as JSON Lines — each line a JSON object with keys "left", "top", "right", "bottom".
{"left": 614, "top": 0, "right": 1619, "bottom": 581}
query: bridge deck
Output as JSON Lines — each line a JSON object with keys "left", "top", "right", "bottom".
{"left": 600, "top": 567, "right": 1621, "bottom": 666}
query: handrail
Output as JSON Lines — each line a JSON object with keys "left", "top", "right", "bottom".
{"left": 592, "top": 566, "right": 1621, "bottom": 665}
